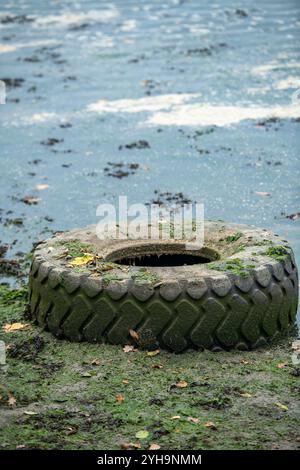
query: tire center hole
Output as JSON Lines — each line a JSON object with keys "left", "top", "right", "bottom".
{"left": 112, "top": 252, "right": 213, "bottom": 267}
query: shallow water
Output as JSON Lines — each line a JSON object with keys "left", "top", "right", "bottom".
{"left": 0, "top": 0, "right": 299, "bottom": 321}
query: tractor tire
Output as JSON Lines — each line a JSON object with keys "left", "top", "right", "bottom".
{"left": 29, "top": 221, "right": 298, "bottom": 351}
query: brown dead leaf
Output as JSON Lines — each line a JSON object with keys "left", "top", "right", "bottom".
{"left": 277, "top": 363, "right": 287, "bottom": 369}
{"left": 3, "top": 322, "right": 30, "bottom": 333}
{"left": 205, "top": 421, "right": 217, "bottom": 430}
{"left": 175, "top": 380, "right": 188, "bottom": 388}
{"left": 120, "top": 442, "right": 141, "bottom": 450}
{"left": 90, "top": 359, "right": 101, "bottom": 366}
{"left": 149, "top": 443, "right": 161, "bottom": 450}
{"left": 187, "top": 416, "right": 200, "bottom": 424}
{"left": 152, "top": 364, "right": 163, "bottom": 369}
{"left": 129, "top": 329, "right": 139, "bottom": 341}
{"left": 123, "top": 345, "right": 137, "bottom": 353}
{"left": 116, "top": 394, "right": 125, "bottom": 403}
{"left": 8, "top": 396, "right": 16, "bottom": 408}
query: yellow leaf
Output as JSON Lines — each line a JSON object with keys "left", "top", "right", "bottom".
{"left": 170, "top": 415, "right": 181, "bottom": 420}
{"left": 3, "top": 323, "right": 30, "bottom": 333}
{"left": 24, "top": 410, "right": 38, "bottom": 415}
{"left": 275, "top": 402, "right": 288, "bottom": 411}
{"left": 240, "top": 392, "right": 252, "bottom": 398}
{"left": 69, "top": 255, "right": 94, "bottom": 266}
{"left": 146, "top": 349, "right": 160, "bottom": 357}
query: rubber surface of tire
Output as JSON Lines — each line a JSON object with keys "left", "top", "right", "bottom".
{"left": 29, "top": 221, "right": 299, "bottom": 351}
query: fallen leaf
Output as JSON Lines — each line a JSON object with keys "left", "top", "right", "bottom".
{"left": 90, "top": 359, "right": 101, "bottom": 366}
{"left": 240, "top": 392, "right": 252, "bottom": 398}
{"left": 122, "top": 380, "right": 129, "bottom": 384}
{"left": 69, "top": 255, "right": 94, "bottom": 266}
{"left": 3, "top": 322, "right": 30, "bottom": 333}
{"left": 36, "top": 184, "right": 49, "bottom": 191}
{"left": 146, "top": 349, "right": 160, "bottom": 357}
{"left": 65, "top": 426, "right": 77, "bottom": 436}
{"left": 187, "top": 417, "right": 200, "bottom": 424}
{"left": 116, "top": 394, "right": 125, "bottom": 403}
{"left": 0, "top": 385, "right": 16, "bottom": 408}
{"left": 129, "top": 329, "right": 139, "bottom": 341}
{"left": 16, "top": 445, "right": 26, "bottom": 449}
{"left": 175, "top": 380, "right": 188, "bottom": 388}
{"left": 81, "top": 372, "right": 92, "bottom": 378}
{"left": 204, "top": 421, "right": 217, "bottom": 430}
{"left": 135, "top": 430, "right": 149, "bottom": 439}
{"left": 8, "top": 396, "right": 16, "bottom": 408}
{"left": 255, "top": 191, "right": 271, "bottom": 197}
{"left": 123, "top": 345, "right": 136, "bottom": 353}
{"left": 23, "top": 410, "right": 38, "bottom": 415}
{"left": 21, "top": 196, "right": 41, "bottom": 205}
{"left": 275, "top": 402, "right": 289, "bottom": 411}
{"left": 170, "top": 415, "right": 181, "bottom": 420}
{"left": 240, "top": 359, "right": 251, "bottom": 365}
{"left": 149, "top": 443, "right": 161, "bottom": 450}
{"left": 121, "top": 442, "right": 141, "bottom": 450}
{"left": 152, "top": 364, "right": 163, "bottom": 369}
{"left": 277, "top": 363, "right": 287, "bottom": 369}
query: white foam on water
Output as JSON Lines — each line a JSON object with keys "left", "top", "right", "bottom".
{"left": 120, "top": 19, "right": 137, "bottom": 32}
{"left": 251, "top": 62, "right": 300, "bottom": 76}
{"left": 87, "top": 93, "right": 300, "bottom": 126}
{"left": 34, "top": 9, "right": 119, "bottom": 28}
{"left": 146, "top": 104, "right": 300, "bottom": 126}
{"left": 275, "top": 77, "right": 300, "bottom": 90}
{"left": 21, "top": 112, "right": 59, "bottom": 124}
{"left": 0, "top": 39, "right": 60, "bottom": 54}
{"left": 87, "top": 94, "right": 200, "bottom": 114}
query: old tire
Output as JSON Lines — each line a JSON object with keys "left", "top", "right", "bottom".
{"left": 29, "top": 221, "right": 298, "bottom": 351}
